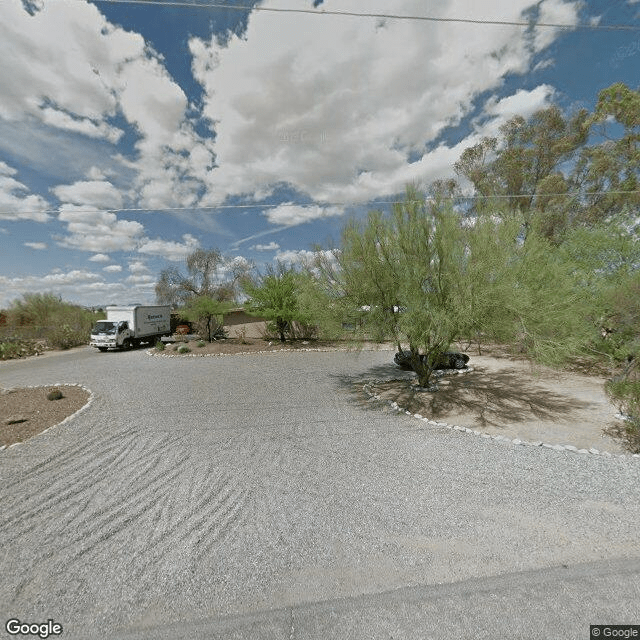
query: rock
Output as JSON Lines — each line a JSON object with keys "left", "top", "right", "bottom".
{"left": 5, "top": 415, "right": 28, "bottom": 425}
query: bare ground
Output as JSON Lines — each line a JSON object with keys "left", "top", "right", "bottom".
{"left": 1, "top": 385, "right": 91, "bottom": 447}
{"left": 372, "top": 344, "right": 635, "bottom": 454}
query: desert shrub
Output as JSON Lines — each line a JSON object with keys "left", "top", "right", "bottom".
{"left": 155, "top": 340, "right": 165, "bottom": 351}
{"left": 605, "top": 378, "right": 640, "bottom": 453}
{"left": 177, "top": 345, "right": 191, "bottom": 354}
{"left": 5, "top": 293, "right": 97, "bottom": 349}
{"left": 196, "top": 340, "right": 205, "bottom": 348}
{"left": 0, "top": 339, "right": 44, "bottom": 360}
{"left": 47, "top": 388, "right": 64, "bottom": 401}
{"left": 234, "top": 326, "right": 250, "bottom": 344}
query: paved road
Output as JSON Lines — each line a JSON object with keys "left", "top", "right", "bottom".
{"left": 1, "top": 347, "right": 639, "bottom": 639}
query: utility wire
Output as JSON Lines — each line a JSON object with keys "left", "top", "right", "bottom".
{"left": 7, "top": 190, "right": 640, "bottom": 217}
{"left": 89, "top": 0, "right": 640, "bottom": 31}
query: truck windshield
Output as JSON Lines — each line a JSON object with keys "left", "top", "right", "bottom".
{"left": 92, "top": 321, "right": 117, "bottom": 334}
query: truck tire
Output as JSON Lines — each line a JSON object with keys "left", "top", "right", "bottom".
{"left": 122, "top": 339, "right": 132, "bottom": 350}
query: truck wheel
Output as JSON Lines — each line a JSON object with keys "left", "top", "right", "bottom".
{"left": 123, "top": 339, "right": 132, "bottom": 350}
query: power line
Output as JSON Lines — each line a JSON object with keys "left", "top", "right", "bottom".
{"left": 6, "top": 190, "right": 640, "bottom": 218}
{"left": 89, "top": 0, "right": 640, "bottom": 31}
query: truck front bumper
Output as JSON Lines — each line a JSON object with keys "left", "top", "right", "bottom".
{"left": 90, "top": 340, "right": 117, "bottom": 348}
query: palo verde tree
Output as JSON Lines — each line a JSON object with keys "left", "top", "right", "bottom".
{"left": 328, "top": 185, "right": 470, "bottom": 387}
{"left": 326, "top": 185, "right": 595, "bottom": 388}
{"left": 182, "top": 295, "right": 231, "bottom": 342}
{"left": 242, "top": 262, "right": 312, "bottom": 343}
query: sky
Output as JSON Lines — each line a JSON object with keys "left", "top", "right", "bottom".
{"left": 0, "top": 0, "right": 639, "bottom": 308}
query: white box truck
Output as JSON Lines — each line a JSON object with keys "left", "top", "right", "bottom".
{"left": 90, "top": 305, "right": 171, "bottom": 351}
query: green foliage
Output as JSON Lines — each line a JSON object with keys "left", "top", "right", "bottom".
{"left": 604, "top": 379, "right": 640, "bottom": 453}
{"left": 3, "top": 293, "right": 97, "bottom": 351}
{"left": 182, "top": 295, "right": 231, "bottom": 342}
{"left": 177, "top": 345, "right": 191, "bottom": 354}
{"left": 47, "top": 388, "right": 64, "bottom": 401}
{"left": 155, "top": 340, "right": 165, "bottom": 351}
{"left": 576, "top": 83, "right": 640, "bottom": 224}
{"left": 0, "top": 339, "right": 44, "bottom": 360}
{"left": 196, "top": 340, "right": 206, "bottom": 348}
{"left": 243, "top": 262, "right": 314, "bottom": 342}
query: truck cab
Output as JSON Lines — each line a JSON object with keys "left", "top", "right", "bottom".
{"left": 90, "top": 320, "right": 132, "bottom": 351}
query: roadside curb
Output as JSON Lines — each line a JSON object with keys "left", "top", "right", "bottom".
{"left": 0, "top": 383, "right": 94, "bottom": 454}
{"left": 362, "top": 380, "right": 639, "bottom": 462}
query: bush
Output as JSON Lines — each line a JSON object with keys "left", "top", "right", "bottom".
{"left": 177, "top": 345, "right": 191, "bottom": 354}
{"left": 4, "top": 293, "right": 98, "bottom": 350}
{"left": 47, "top": 388, "right": 64, "bottom": 401}
{"left": 155, "top": 340, "right": 165, "bottom": 351}
{"left": 0, "top": 339, "right": 44, "bottom": 360}
{"left": 605, "top": 378, "right": 640, "bottom": 453}
{"left": 196, "top": 340, "right": 205, "bottom": 348}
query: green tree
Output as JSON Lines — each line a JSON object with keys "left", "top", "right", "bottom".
{"left": 155, "top": 248, "right": 253, "bottom": 307}
{"left": 454, "top": 105, "right": 589, "bottom": 242}
{"left": 325, "top": 186, "right": 596, "bottom": 388}
{"left": 182, "top": 295, "right": 231, "bottom": 342}
{"left": 327, "top": 186, "right": 469, "bottom": 387}
{"left": 573, "top": 83, "right": 640, "bottom": 224}
{"left": 242, "top": 262, "right": 311, "bottom": 343}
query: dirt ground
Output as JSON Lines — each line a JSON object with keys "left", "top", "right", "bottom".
{"left": 372, "top": 346, "right": 635, "bottom": 455}
{"left": 1, "top": 339, "right": 636, "bottom": 454}
{"left": 1, "top": 385, "right": 91, "bottom": 447}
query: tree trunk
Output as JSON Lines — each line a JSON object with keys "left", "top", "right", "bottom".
{"left": 410, "top": 346, "right": 434, "bottom": 388}
{"left": 277, "top": 317, "right": 286, "bottom": 343}
{"left": 207, "top": 316, "right": 212, "bottom": 342}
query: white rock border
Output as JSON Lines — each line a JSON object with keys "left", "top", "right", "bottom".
{"left": 362, "top": 380, "right": 639, "bottom": 461}
{"left": 0, "top": 383, "right": 94, "bottom": 454}
{"left": 146, "top": 344, "right": 396, "bottom": 358}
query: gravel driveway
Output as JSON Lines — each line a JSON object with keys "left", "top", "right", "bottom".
{"left": 1, "top": 347, "right": 639, "bottom": 639}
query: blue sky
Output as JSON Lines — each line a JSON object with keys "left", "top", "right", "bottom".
{"left": 1, "top": 0, "right": 639, "bottom": 308}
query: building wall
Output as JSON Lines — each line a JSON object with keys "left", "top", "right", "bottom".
{"left": 223, "top": 309, "right": 267, "bottom": 339}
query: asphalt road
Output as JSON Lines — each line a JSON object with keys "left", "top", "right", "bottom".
{"left": 1, "top": 347, "right": 639, "bottom": 639}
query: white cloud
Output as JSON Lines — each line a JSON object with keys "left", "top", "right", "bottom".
{"left": 0, "top": 161, "right": 51, "bottom": 222}
{"left": 264, "top": 204, "right": 345, "bottom": 226}
{"left": 24, "top": 241, "right": 47, "bottom": 250}
{"left": 137, "top": 233, "right": 200, "bottom": 261}
{"left": 190, "top": 0, "right": 579, "bottom": 206}
{"left": 534, "top": 0, "right": 580, "bottom": 52}
{"left": 89, "top": 253, "right": 111, "bottom": 262}
{"left": 0, "top": 267, "right": 157, "bottom": 308}
{"left": 103, "top": 264, "right": 122, "bottom": 272}
{"left": 128, "top": 260, "right": 150, "bottom": 274}
{"left": 0, "top": 0, "right": 216, "bottom": 211}
{"left": 53, "top": 180, "right": 124, "bottom": 209}
{"left": 57, "top": 205, "right": 145, "bottom": 252}
{"left": 481, "top": 85, "right": 556, "bottom": 126}
{"left": 125, "top": 273, "right": 155, "bottom": 284}
{"left": 274, "top": 248, "right": 334, "bottom": 267}
{"left": 253, "top": 241, "right": 280, "bottom": 251}
{"left": 0, "top": 0, "right": 136, "bottom": 134}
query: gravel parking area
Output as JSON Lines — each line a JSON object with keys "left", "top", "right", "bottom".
{"left": 1, "top": 346, "right": 639, "bottom": 639}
